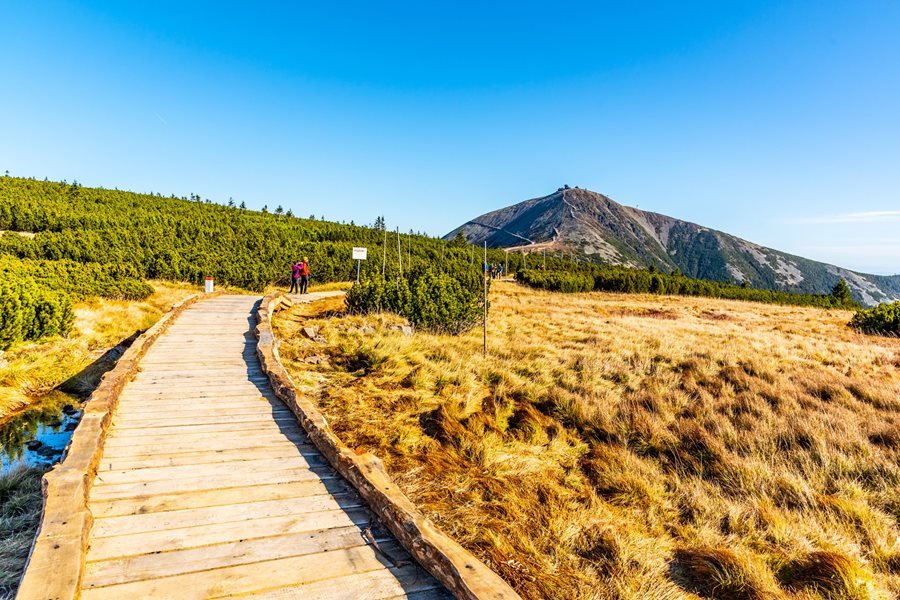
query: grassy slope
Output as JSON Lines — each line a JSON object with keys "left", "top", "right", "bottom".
{"left": 0, "top": 282, "right": 197, "bottom": 419}
{"left": 274, "top": 283, "right": 900, "bottom": 600}
{"left": 0, "top": 467, "right": 45, "bottom": 600}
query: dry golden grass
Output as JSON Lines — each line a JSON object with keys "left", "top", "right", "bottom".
{"left": 273, "top": 282, "right": 900, "bottom": 600}
{"left": 0, "top": 282, "right": 198, "bottom": 419}
{"left": 0, "top": 467, "right": 45, "bottom": 600}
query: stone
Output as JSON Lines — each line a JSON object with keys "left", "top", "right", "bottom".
{"left": 305, "top": 355, "right": 328, "bottom": 365}
{"left": 62, "top": 404, "right": 77, "bottom": 415}
{"left": 37, "top": 444, "right": 60, "bottom": 458}
{"left": 359, "top": 325, "right": 376, "bottom": 335}
{"left": 399, "top": 325, "right": 413, "bottom": 336}
{"left": 26, "top": 439, "right": 43, "bottom": 451}
{"left": 313, "top": 336, "right": 327, "bottom": 344}
{"left": 301, "top": 327, "right": 319, "bottom": 340}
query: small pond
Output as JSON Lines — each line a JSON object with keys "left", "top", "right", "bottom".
{"left": 1, "top": 390, "right": 85, "bottom": 475}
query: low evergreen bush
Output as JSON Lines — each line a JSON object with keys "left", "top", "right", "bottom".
{"left": 850, "top": 302, "right": 900, "bottom": 336}
{"left": 346, "top": 265, "right": 484, "bottom": 334}
{"left": 0, "top": 276, "right": 74, "bottom": 349}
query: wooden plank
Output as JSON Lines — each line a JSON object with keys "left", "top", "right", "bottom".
{"left": 235, "top": 567, "right": 448, "bottom": 600}
{"left": 91, "top": 494, "right": 367, "bottom": 538}
{"left": 112, "top": 411, "right": 294, "bottom": 427}
{"left": 90, "top": 466, "right": 336, "bottom": 501}
{"left": 83, "top": 507, "right": 374, "bottom": 563}
{"left": 132, "top": 368, "right": 268, "bottom": 378}
{"left": 95, "top": 455, "right": 327, "bottom": 485}
{"left": 109, "top": 417, "right": 300, "bottom": 435}
{"left": 114, "top": 401, "right": 288, "bottom": 417}
{"left": 97, "top": 444, "right": 320, "bottom": 472}
{"left": 116, "top": 399, "right": 287, "bottom": 410}
{"left": 101, "top": 422, "right": 303, "bottom": 443}
{"left": 118, "top": 390, "right": 279, "bottom": 402}
{"left": 90, "top": 479, "right": 357, "bottom": 518}
{"left": 81, "top": 541, "right": 405, "bottom": 599}
{"left": 99, "top": 434, "right": 309, "bottom": 458}
{"left": 82, "top": 526, "right": 382, "bottom": 588}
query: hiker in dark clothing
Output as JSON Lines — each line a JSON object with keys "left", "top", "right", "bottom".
{"left": 298, "top": 257, "right": 310, "bottom": 294}
{"left": 290, "top": 261, "right": 301, "bottom": 294}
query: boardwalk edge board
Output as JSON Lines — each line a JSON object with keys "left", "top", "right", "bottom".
{"left": 16, "top": 290, "right": 225, "bottom": 600}
{"left": 256, "top": 292, "right": 522, "bottom": 600}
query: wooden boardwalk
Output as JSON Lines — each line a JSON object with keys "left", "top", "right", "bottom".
{"left": 79, "top": 294, "right": 451, "bottom": 599}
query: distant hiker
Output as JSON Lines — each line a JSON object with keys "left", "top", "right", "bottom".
{"left": 298, "top": 257, "right": 310, "bottom": 294}
{"left": 290, "top": 261, "right": 301, "bottom": 294}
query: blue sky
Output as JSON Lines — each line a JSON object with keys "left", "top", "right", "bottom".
{"left": 1, "top": 1, "right": 898, "bottom": 273}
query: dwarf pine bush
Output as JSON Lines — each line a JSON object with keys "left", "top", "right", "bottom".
{"left": 850, "top": 301, "right": 900, "bottom": 336}
{"left": 346, "top": 265, "right": 484, "bottom": 334}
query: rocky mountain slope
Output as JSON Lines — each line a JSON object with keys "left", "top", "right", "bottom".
{"left": 445, "top": 187, "right": 900, "bottom": 305}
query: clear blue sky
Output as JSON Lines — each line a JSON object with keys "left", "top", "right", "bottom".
{"left": 2, "top": 1, "right": 898, "bottom": 274}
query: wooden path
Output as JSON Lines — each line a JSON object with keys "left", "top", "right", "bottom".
{"left": 79, "top": 294, "right": 452, "bottom": 599}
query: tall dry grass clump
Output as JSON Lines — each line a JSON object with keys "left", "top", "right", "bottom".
{"left": 274, "top": 283, "right": 900, "bottom": 600}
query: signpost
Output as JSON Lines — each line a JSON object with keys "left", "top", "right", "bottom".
{"left": 352, "top": 247, "right": 367, "bottom": 282}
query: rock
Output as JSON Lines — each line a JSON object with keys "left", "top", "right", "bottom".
{"left": 62, "top": 404, "right": 77, "bottom": 415}
{"left": 301, "top": 327, "right": 319, "bottom": 340}
{"left": 313, "top": 336, "right": 328, "bottom": 344}
{"left": 305, "top": 355, "right": 328, "bottom": 365}
{"left": 37, "top": 445, "right": 60, "bottom": 458}
{"left": 64, "top": 421, "right": 78, "bottom": 432}
{"left": 399, "top": 325, "right": 413, "bottom": 337}
{"left": 358, "top": 325, "right": 376, "bottom": 335}
{"left": 26, "top": 440, "right": 43, "bottom": 451}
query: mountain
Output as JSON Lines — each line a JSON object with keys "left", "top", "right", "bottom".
{"left": 445, "top": 187, "right": 900, "bottom": 305}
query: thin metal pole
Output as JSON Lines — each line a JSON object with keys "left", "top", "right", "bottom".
{"left": 483, "top": 241, "right": 487, "bottom": 358}
{"left": 505, "top": 250, "right": 508, "bottom": 278}
{"left": 356, "top": 259, "right": 361, "bottom": 282}
{"left": 382, "top": 224, "right": 387, "bottom": 275}
{"left": 397, "top": 227, "right": 403, "bottom": 276}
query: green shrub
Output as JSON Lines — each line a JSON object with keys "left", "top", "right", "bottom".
{"left": 0, "top": 276, "right": 74, "bottom": 349}
{"left": 517, "top": 266, "right": 860, "bottom": 309}
{"left": 850, "top": 301, "right": 900, "bottom": 336}
{"left": 346, "top": 265, "right": 484, "bottom": 334}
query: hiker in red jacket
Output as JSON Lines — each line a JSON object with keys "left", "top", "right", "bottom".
{"left": 289, "top": 260, "right": 301, "bottom": 294}
{"left": 298, "top": 257, "right": 310, "bottom": 294}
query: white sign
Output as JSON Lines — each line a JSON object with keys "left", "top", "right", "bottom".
{"left": 352, "top": 247, "right": 368, "bottom": 260}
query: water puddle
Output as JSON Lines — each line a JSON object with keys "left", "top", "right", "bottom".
{"left": 0, "top": 390, "right": 85, "bottom": 475}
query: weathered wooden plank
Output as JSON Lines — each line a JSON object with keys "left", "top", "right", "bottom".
{"left": 96, "top": 444, "right": 320, "bottom": 472}
{"left": 82, "top": 525, "right": 382, "bottom": 588}
{"left": 100, "top": 426, "right": 305, "bottom": 449}
{"left": 90, "top": 466, "right": 336, "bottom": 500}
{"left": 112, "top": 411, "right": 294, "bottom": 428}
{"left": 90, "top": 479, "right": 357, "bottom": 518}
{"left": 99, "top": 434, "right": 309, "bottom": 458}
{"left": 83, "top": 507, "right": 374, "bottom": 563}
{"left": 81, "top": 541, "right": 406, "bottom": 600}
{"left": 114, "top": 403, "right": 289, "bottom": 418}
{"left": 107, "top": 417, "right": 301, "bottom": 435}
{"left": 94, "top": 455, "right": 327, "bottom": 485}
{"left": 235, "top": 567, "right": 449, "bottom": 600}
{"left": 91, "top": 494, "right": 367, "bottom": 537}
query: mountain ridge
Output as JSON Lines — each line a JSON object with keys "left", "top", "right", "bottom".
{"left": 445, "top": 188, "right": 900, "bottom": 305}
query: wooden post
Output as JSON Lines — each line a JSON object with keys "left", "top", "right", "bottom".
{"left": 382, "top": 225, "right": 387, "bottom": 276}
{"left": 483, "top": 241, "right": 487, "bottom": 358}
{"left": 397, "top": 227, "right": 403, "bottom": 276}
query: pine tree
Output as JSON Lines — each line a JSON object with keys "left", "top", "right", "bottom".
{"left": 275, "top": 205, "right": 284, "bottom": 215}
{"left": 831, "top": 278, "right": 854, "bottom": 306}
